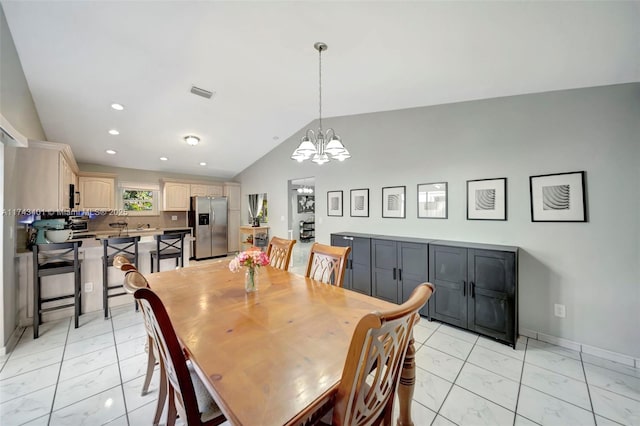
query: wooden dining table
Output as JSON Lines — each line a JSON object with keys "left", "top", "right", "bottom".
{"left": 144, "top": 261, "right": 420, "bottom": 426}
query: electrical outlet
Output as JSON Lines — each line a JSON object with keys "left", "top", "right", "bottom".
{"left": 84, "top": 282, "right": 93, "bottom": 292}
{"left": 554, "top": 303, "right": 566, "bottom": 318}
{"left": 171, "top": 215, "right": 178, "bottom": 221}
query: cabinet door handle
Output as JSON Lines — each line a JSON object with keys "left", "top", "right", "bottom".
{"left": 76, "top": 191, "right": 81, "bottom": 206}
{"left": 463, "top": 280, "right": 466, "bottom": 296}
{"left": 471, "top": 281, "right": 475, "bottom": 298}
{"left": 398, "top": 268, "right": 402, "bottom": 281}
{"left": 393, "top": 268, "right": 396, "bottom": 280}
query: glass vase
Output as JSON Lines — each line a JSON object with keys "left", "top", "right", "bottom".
{"left": 245, "top": 267, "right": 258, "bottom": 293}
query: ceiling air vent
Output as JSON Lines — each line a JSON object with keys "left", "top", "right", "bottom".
{"left": 190, "top": 86, "right": 214, "bottom": 99}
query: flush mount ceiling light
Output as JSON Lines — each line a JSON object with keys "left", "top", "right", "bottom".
{"left": 108, "top": 129, "right": 120, "bottom": 135}
{"left": 160, "top": 157, "right": 168, "bottom": 161}
{"left": 184, "top": 135, "right": 200, "bottom": 146}
{"left": 105, "top": 149, "right": 117, "bottom": 155}
{"left": 110, "top": 103, "right": 124, "bottom": 111}
{"left": 199, "top": 162, "right": 207, "bottom": 166}
{"left": 291, "top": 42, "right": 350, "bottom": 165}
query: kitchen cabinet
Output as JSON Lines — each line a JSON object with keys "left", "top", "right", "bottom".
{"left": 227, "top": 211, "right": 241, "bottom": 252}
{"left": 78, "top": 176, "right": 115, "bottom": 210}
{"left": 371, "top": 239, "right": 428, "bottom": 316}
{"left": 224, "top": 183, "right": 241, "bottom": 210}
{"left": 15, "top": 141, "right": 79, "bottom": 211}
{"left": 224, "top": 183, "right": 241, "bottom": 252}
{"left": 58, "top": 154, "right": 77, "bottom": 210}
{"left": 331, "top": 234, "right": 371, "bottom": 295}
{"left": 428, "top": 242, "right": 518, "bottom": 346}
{"left": 163, "top": 182, "right": 190, "bottom": 211}
{"left": 191, "top": 184, "right": 223, "bottom": 197}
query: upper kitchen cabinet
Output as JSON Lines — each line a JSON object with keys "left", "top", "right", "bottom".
{"left": 163, "top": 181, "right": 190, "bottom": 211}
{"left": 224, "top": 182, "right": 241, "bottom": 210}
{"left": 191, "top": 184, "right": 223, "bottom": 197}
{"left": 15, "top": 141, "right": 79, "bottom": 211}
{"left": 77, "top": 174, "right": 115, "bottom": 210}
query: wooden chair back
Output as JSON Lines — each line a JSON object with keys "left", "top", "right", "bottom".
{"left": 332, "top": 283, "right": 434, "bottom": 426}
{"left": 134, "top": 287, "right": 205, "bottom": 425}
{"left": 123, "top": 270, "right": 150, "bottom": 293}
{"left": 266, "top": 236, "right": 297, "bottom": 271}
{"left": 305, "top": 243, "right": 351, "bottom": 287}
{"left": 113, "top": 254, "right": 137, "bottom": 271}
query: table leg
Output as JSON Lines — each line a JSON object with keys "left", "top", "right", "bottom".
{"left": 397, "top": 336, "right": 416, "bottom": 426}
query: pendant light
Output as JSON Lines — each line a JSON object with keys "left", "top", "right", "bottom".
{"left": 291, "top": 42, "right": 350, "bottom": 164}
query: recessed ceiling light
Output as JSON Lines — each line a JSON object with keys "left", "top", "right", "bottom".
{"left": 106, "top": 149, "right": 117, "bottom": 155}
{"left": 184, "top": 135, "right": 199, "bottom": 146}
{"left": 199, "top": 162, "right": 207, "bottom": 166}
{"left": 160, "top": 157, "right": 168, "bottom": 161}
{"left": 108, "top": 129, "right": 120, "bottom": 135}
{"left": 111, "top": 103, "right": 124, "bottom": 111}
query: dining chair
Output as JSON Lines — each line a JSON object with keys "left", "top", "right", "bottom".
{"left": 113, "top": 254, "right": 137, "bottom": 272}
{"left": 266, "top": 236, "right": 297, "bottom": 271}
{"left": 305, "top": 242, "right": 351, "bottom": 287}
{"left": 134, "top": 286, "right": 226, "bottom": 426}
{"left": 319, "top": 283, "right": 434, "bottom": 426}
{"left": 122, "top": 270, "right": 166, "bottom": 426}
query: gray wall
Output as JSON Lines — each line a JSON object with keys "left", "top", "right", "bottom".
{"left": 0, "top": 4, "right": 46, "bottom": 348}
{"left": 238, "top": 83, "right": 640, "bottom": 358}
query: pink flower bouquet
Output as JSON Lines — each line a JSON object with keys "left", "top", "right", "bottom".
{"left": 229, "top": 250, "right": 270, "bottom": 273}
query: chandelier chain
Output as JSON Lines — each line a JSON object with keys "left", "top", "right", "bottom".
{"left": 318, "top": 46, "right": 322, "bottom": 131}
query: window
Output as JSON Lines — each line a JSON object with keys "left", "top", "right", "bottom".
{"left": 123, "top": 189, "right": 154, "bottom": 212}
{"left": 119, "top": 182, "right": 160, "bottom": 215}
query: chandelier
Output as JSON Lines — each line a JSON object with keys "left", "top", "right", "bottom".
{"left": 291, "top": 42, "right": 350, "bottom": 164}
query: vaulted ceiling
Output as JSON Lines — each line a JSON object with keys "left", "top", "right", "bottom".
{"left": 3, "top": 1, "right": 638, "bottom": 178}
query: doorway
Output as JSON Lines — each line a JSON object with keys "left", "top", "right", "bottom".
{"left": 287, "top": 177, "right": 315, "bottom": 273}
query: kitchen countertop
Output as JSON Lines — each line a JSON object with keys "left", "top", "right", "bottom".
{"left": 17, "top": 227, "right": 193, "bottom": 255}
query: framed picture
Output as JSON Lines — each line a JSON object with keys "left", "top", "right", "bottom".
{"left": 350, "top": 189, "right": 369, "bottom": 217}
{"left": 326, "top": 191, "right": 343, "bottom": 217}
{"left": 382, "top": 186, "right": 406, "bottom": 218}
{"left": 297, "top": 195, "right": 315, "bottom": 213}
{"left": 417, "top": 182, "right": 448, "bottom": 219}
{"left": 467, "top": 178, "right": 507, "bottom": 220}
{"left": 530, "top": 171, "right": 586, "bottom": 222}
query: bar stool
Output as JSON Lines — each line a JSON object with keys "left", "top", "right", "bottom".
{"left": 32, "top": 241, "right": 82, "bottom": 339}
{"left": 149, "top": 232, "right": 186, "bottom": 273}
{"left": 102, "top": 236, "right": 140, "bottom": 318}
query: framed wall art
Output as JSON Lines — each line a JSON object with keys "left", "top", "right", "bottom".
{"left": 382, "top": 186, "right": 406, "bottom": 218}
{"left": 297, "top": 195, "right": 315, "bottom": 213}
{"left": 417, "top": 182, "right": 448, "bottom": 219}
{"left": 530, "top": 171, "right": 586, "bottom": 222}
{"left": 326, "top": 190, "right": 343, "bottom": 217}
{"left": 350, "top": 188, "right": 369, "bottom": 217}
{"left": 467, "top": 178, "right": 507, "bottom": 220}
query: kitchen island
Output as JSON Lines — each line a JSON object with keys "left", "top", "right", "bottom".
{"left": 15, "top": 228, "right": 196, "bottom": 326}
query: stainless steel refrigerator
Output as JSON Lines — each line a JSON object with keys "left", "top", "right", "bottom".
{"left": 189, "top": 196, "right": 228, "bottom": 259}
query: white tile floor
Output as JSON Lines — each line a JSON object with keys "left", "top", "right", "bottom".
{"left": 2, "top": 257, "right": 638, "bottom": 425}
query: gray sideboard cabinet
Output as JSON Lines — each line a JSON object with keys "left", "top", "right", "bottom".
{"left": 428, "top": 241, "right": 518, "bottom": 347}
{"left": 371, "top": 239, "right": 429, "bottom": 317}
{"left": 330, "top": 233, "right": 372, "bottom": 295}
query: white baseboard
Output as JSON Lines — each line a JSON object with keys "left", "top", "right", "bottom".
{"left": 537, "top": 332, "right": 582, "bottom": 353}
{"left": 521, "top": 328, "right": 637, "bottom": 368}
{"left": 519, "top": 328, "right": 537, "bottom": 339}
{"left": 0, "top": 326, "right": 24, "bottom": 356}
